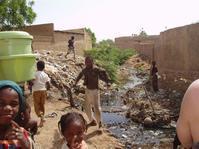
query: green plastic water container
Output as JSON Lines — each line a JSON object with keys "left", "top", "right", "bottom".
{"left": 0, "top": 31, "right": 33, "bottom": 56}
{"left": 0, "top": 54, "right": 36, "bottom": 82}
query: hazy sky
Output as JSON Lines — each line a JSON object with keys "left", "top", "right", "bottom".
{"left": 32, "top": 0, "right": 199, "bottom": 41}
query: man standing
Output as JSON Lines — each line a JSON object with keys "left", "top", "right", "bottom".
{"left": 74, "top": 56, "right": 110, "bottom": 128}
{"left": 65, "top": 36, "right": 75, "bottom": 60}
{"left": 150, "top": 61, "right": 159, "bottom": 92}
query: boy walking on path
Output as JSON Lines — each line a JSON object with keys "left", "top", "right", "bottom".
{"left": 65, "top": 36, "right": 75, "bottom": 60}
{"left": 74, "top": 56, "right": 110, "bottom": 128}
{"left": 32, "top": 60, "right": 50, "bottom": 127}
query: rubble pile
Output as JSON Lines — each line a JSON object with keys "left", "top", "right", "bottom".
{"left": 34, "top": 50, "right": 109, "bottom": 107}
{"left": 124, "top": 85, "right": 182, "bottom": 128}
{"left": 120, "top": 55, "right": 183, "bottom": 129}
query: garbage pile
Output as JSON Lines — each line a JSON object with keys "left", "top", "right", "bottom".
{"left": 34, "top": 50, "right": 108, "bottom": 108}
{"left": 124, "top": 83, "right": 182, "bottom": 129}
{"left": 114, "top": 55, "right": 183, "bottom": 129}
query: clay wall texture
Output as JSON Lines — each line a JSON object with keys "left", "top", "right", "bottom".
{"left": 115, "top": 23, "right": 199, "bottom": 92}
{"left": 115, "top": 36, "right": 158, "bottom": 60}
{"left": 23, "top": 23, "right": 92, "bottom": 56}
{"left": 156, "top": 23, "right": 199, "bottom": 92}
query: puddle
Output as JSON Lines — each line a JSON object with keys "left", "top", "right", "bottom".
{"left": 102, "top": 112, "right": 128, "bottom": 126}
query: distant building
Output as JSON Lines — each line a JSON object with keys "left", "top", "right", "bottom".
{"left": 23, "top": 23, "right": 92, "bottom": 56}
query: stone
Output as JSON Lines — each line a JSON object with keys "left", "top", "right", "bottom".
{"left": 144, "top": 117, "right": 153, "bottom": 125}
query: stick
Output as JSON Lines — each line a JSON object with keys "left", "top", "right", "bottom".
{"left": 143, "top": 86, "right": 155, "bottom": 114}
{"left": 55, "top": 73, "right": 76, "bottom": 108}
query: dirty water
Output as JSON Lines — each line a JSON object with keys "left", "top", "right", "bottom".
{"left": 101, "top": 68, "right": 175, "bottom": 148}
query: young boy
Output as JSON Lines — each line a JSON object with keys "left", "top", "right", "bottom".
{"left": 74, "top": 56, "right": 110, "bottom": 128}
{"left": 32, "top": 60, "right": 50, "bottom": 127}
{"left": 65, "top": 36, "right": 75, "bottom": 60}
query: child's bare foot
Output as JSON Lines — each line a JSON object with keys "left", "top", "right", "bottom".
{"left": 98, "top": 121, "right": 103, "bottom": 128}
{"left": 86, "top": 120, "right": 97, "bottom": 128}
{"left": 38, "top": 118, "right": 46, "bottom": 127}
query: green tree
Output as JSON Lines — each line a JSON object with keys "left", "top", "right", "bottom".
{"left": 139, "top": 28, "right": 148, "bottom": 37}
{"left": 0, "top": 0, "right": 36, "bottom": 31}
{"left": 85, "top": 28, "right": 96, "bottom": 47}
{"left": 85, "top": 39, "right": 136, "bottom": 82}
{"left": 97, "top": 39, "right": 115, "bottom": 48}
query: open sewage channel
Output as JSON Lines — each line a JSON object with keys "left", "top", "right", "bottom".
{"left": 100, "top": 68, "right": 176, "bottom": 148}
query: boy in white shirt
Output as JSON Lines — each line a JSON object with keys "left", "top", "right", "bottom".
{"left": 32, "top": 60, "right": 50, "bottom": 127}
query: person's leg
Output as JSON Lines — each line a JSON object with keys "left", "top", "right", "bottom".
{"left": 85, "top": 89, "right": 94, "bottom": 123}
{"left": 152, "top": 77, "right": 159, "bottom": 92}
{"left": 33, "top": 91, "right": 41, "bottom": 117}
{"left": 92, "top": 89, "right": 102, "bottom": 127}
{"left": 38, "top": 90, "right": 46, "bottom": 127}
{"left": 65, "top": 48, "right": 71, "bottom": 58}
{"left": 73, "top": 48, "right": 76, "bottom": 60}
{"left": 40, "top": 90, "right": 46, "bottom": 116}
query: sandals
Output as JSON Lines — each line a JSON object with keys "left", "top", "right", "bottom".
{"left": 45, "top": 112, "right": 58, "bottom": 118}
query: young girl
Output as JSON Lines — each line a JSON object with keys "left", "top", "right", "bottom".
{"left": 0, "top": 80, "right": 33, "bottom": 149}
{"left": 58, "top": 112, "right": 88, "bottom": 149}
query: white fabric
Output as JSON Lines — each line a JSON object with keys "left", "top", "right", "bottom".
{"left": 32, "top": 71, "right": 50, "bottom": 92}
{"left": 85, "top": 89, "right": 101, "bottom": 124}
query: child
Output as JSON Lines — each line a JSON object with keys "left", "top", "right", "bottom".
{"left": 17, "top": 102, "right": 38, "bottom": 141}
{"left": 74, "top": 56, "right": 111, "bottom": 128}
{"left": 32, "top": 60, "right": 50, "bottom": 127}
{"left": 65, "top": 36, "right": 75, "bottom": 60}
{"left": 150, "top": 61, "right": 159, "bottom": 92}
{"left": 0, "top": 80, "right": 33, "bottom": 149}
{"left": 58, "top": 112, "right": 88, "bottom": 149}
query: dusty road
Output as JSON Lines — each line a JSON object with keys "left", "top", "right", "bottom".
{"left": 27, "top": 95, "right": 123, "bottom": 149}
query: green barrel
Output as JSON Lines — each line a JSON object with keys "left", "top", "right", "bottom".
{"left": 0, "top": 31, "right": 36, "bottom": 82}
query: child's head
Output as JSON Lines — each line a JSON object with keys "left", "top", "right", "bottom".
{"left": 58, "top": 112, "right": 87, "bottom": 148}
{"left": 85, "top": 56, "right": 93, "bottom": 68}
{"left": 20, "top": 102, "right": 31, "bottom": 125}
{"left": 0, "top": 80, "right": 25, "bottom": 126}
{"left": 37, "top": 60, "right": 45, "bottom": 71}
{"left": 71, "top": 36, "right": 74, "bottom": 40}
{"left": 152, "top": 61, "right": 156, "bottom": 66}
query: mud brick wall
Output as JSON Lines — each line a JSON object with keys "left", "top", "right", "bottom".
{"left": 156, "top": 23, "right": 199, "bottom": 92}
{"left": 115, "top": 24, "right": 199, "bottom": 92}
{"left": 115, "top": 36, "right": 158, "bottom": 60}
{"left": 23, "top": 24, "right": 92, "bottom": 56}
{"left": 23, "top": 23, "right": 54, "bottom": 50}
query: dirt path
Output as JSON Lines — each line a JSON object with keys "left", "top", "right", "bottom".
{"left": 27, "top": 95, "right": 123, "bottom": 149}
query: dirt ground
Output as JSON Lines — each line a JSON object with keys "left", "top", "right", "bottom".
{"left": 26, "top": 53, "right": 179, "bottom": 149}
{"left": 27, "top": 94, "right": 123, "bottom": 149}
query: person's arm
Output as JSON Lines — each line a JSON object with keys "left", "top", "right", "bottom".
{"left": 6, "top": 121, "right": 32, "bottom": 149}
{"left": 176, "top": 80, "right": 199, "bottom": 148}
{"left": 74, "top": 71, "right": 84, "bottom": 86}
{"left": 46, "top": 81, "right": 50, "bottom": 90}
{"left": 98, "top": 69, "right": 111, "bottom": 87}
{"left": 45, "top": 73, "right": 51, "bottom": 90}
{"left": 176, "top": 117, "right": 192, "bottom": 148}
